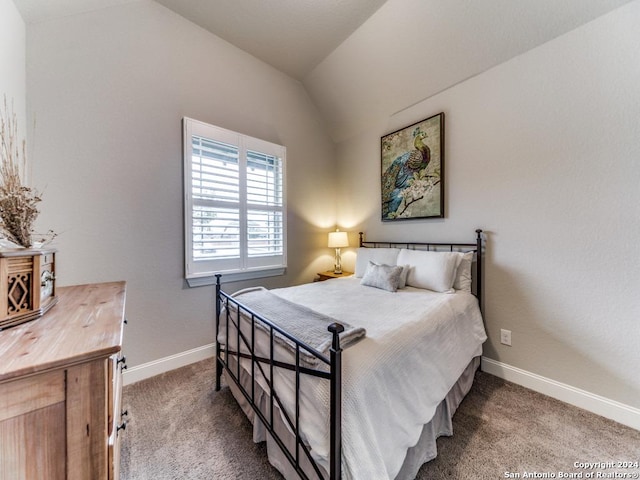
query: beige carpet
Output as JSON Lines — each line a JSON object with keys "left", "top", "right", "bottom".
{"left": 119, "top": 358, "right": 640, "bottom": 479}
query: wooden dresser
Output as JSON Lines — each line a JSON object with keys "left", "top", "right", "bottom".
{"left": 0, "top": 281, "right": 127, "bottom": 480}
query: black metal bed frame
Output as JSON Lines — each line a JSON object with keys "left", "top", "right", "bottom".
{"left": 214, "top": 229, "right": 483, "bottom": 480}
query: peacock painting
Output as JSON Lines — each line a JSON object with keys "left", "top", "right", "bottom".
{"left": 381, "top": 113, "right": 444, "bottom": 220}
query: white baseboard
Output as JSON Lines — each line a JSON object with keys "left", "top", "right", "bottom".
{"left": 122, "top": 348, "right": 640, "bottom": 431}
{"left": 481, "top": 356, "right": 640, "bottom": 431}
{"left": 122, "top": 343, "right": 215, "bottom": 386}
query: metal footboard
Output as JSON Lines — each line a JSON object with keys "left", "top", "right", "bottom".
{"left": 215, "top": 274, "right": 343, "bottom": 480}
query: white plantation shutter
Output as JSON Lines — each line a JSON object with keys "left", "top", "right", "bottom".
{"left": 191, "top": 137, "right": 240, "bottom": 262}
{"left": 246, "top": 149, "right": 284, "bottom": 259}
{"left": 184, "top": 118, "right": 286, "bottom": 285}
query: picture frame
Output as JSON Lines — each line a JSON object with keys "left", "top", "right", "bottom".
{"left": 381, "top": 112, "right": 444, "bottom": 221}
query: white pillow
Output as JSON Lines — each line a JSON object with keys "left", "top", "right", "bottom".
{"left": 396, "top": 249, "right": 462, "bottom": 293}
{"left": 360, "top": 261, "right": 403, "bottom": 292}
{"left": 354, "top": 248, "right": 400, "bottom": 277}
{"left": 398, "top": 264, "right": 410, "bottom": 289}
{"left": 453, "top": 251, "right": 473, "bottom": 292}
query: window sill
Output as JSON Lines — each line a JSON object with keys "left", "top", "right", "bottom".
{"left": 186, "top": 267, "right": 286, "bottom": 287}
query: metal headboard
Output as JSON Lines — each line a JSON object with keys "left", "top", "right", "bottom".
{"left": 358, "top": 229, "right": 484, "bottom": 309}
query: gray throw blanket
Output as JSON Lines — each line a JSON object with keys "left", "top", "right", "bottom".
{"left": 230, "top": 287, "right": 366, "bottom": 365}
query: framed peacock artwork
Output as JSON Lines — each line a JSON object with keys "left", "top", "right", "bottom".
{"left": 381, "top": 112, "right": 444, "bottom": 221}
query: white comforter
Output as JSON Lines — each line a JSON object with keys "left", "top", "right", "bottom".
{"left": 226, "top": 277, "right": 486, "bottom": 480}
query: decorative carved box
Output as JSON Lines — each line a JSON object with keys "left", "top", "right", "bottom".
{"left": 0, "top": 248, "right": 57, "bottom": 330}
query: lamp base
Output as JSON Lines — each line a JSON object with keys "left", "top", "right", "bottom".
{"left": 333, "top": 248, "right": 342, "bottom": 275}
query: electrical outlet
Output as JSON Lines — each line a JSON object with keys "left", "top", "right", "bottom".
{"left": 500, "top": 329, "right": 512, "bottom": 346}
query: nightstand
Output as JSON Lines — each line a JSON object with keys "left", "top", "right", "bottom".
{"left": 316, "top": 270, "right": 353, "bottom": 281}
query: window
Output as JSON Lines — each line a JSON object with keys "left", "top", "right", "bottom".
{"left": 183, "top": 118, "right": 286, "bottom": 286}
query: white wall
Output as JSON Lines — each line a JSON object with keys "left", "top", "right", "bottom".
{"left": 26, "top": 0, "right": 337, "bottom": 367}
{"left": 336, "top": 2, "right": 640, "bottom": 410}
{"left": 303, "top": 0, "right": 633, "bottom": 143}
{"left": 0, "top": 0, "right": 26, "bottom": 146}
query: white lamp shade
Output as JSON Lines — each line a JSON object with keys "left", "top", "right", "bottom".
{"left": 328, "top": 231, "right": 349, "bottom": 248}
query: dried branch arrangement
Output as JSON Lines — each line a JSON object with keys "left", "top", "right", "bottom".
{"left": 0, "top": 96, "right": 46, "bottom": 248}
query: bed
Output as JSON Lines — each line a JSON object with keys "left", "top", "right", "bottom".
{"left": 214, "top": 230, "right": 487, "bottom": 480}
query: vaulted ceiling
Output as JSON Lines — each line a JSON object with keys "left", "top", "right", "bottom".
{"left": 153, "top": 0, "right": 388, "bottom": 80}
{"left": 13, "top": 0, "right": 388, "bottom": 79}
{"left": 13, "top": 0, "right": 633, "bottom": 141}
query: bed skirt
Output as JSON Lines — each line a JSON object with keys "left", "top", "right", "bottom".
{"left": 224, "top": 355, "right": 480, "bottom": 480}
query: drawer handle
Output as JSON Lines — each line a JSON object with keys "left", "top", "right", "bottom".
{"left": 117, "top": 356, "right": 127, "bottom": 370}
{"left": 41, "top": 271, "right": 55, "bottom": 286}
{"left": 117, "top": 421, "right": 127, "bottom": 433}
